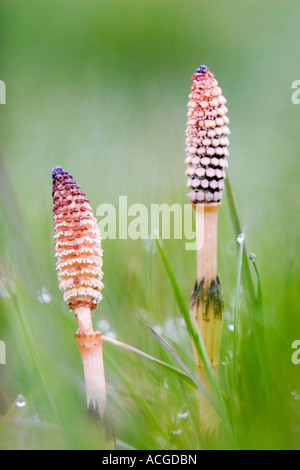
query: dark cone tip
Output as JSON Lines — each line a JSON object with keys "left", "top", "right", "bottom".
{"left": 52, "top": 166, "right": 71, "bottom": 181}
{"left": 195, "top": 65, "right": 210, "bottom": 73}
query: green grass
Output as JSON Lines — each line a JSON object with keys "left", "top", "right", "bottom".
{"left": 1, "top": 0, "right": 300, "bottom": 450}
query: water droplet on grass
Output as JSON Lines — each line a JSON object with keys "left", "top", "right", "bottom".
{"left": 38, "top": 287, "right": 52, "bottom": 304}
{"left": 178, "top": 411, "right": 189, "bottom": 419}
{"left": 221, "top": 358, "right": 230, "bottom": 366}
{"left": 237, "top": 233, "right": 245, "bottom": 244}
{"left": 0, "top": 278, "right": 10, "bottom": 298}
{"left": 152, "top": 228, "right": 160, "bottom": 238}
{"left": 290, "top": 389, "right": 300, "bottom": 400}
{"left": 16, "top": 395, "right": 26, "bottom": 408}
{"left": 105, "top": 331, "right": 117, "bottom": 340}
{"left": 163, "top": 317, "right": 186, "bottom": 344}
{"left": 228, "top": 324, "right": 234, "bottom": 332}
{"left": 171, "top": 429, "right": 182, "bottom": 436}
{"left": 249, "top": 252, "right": 257, "bottom": 262}
{"left": 0, "top": 277, "right": 16, "bottom": 298}
{"left": 143, "top": 236, "right": 157, "bottom": 254}
{"left": 97, "top": 319, "right": 110, "bottom": 332}
{"left": 153, "top": 325, "right": 163, "bottom": 336}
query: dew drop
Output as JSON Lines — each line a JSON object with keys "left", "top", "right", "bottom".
{"left": 290, "top": 389, "right": 300, "bottom": 401}
{"left": 178, "top": 411, "right": 189, "bottom": 419}
{"left": 16, "top": 395, "right": 26, "bottom": 408}
{"left": 155, "top": 436, "right": 166, "bottom": 448}
{"left": 228, "top": 324, "right": 234, "bottom": 332}
{"left": 0, "top": 277, "right": 16, "bottom": 299}
{"left": 237, "top": 233, "right": 245, "bottom": 244}
{"left": 153, "top": 325, "right": 163, "bottom": 336}
{"left": 105, "top": 331, "right": 117, "bottom": 340}
{"left": 171, "top": 429, "right": 182, "bottom": 436}
{"left": 97, "top": 319, "right": 110, "bottom": 332}
{"left": 249, "top": 252, "right": 257, "bottom": 262}
{"left": 143, "top": 237, "right": 157, "bottom": 254}
{"left": 0, "top": 278, "right": 10, "bottom": 298}
{"left": 163, "top": 317, "right": 185, "bottom": 344}
{"left": 38, "top": 287, "right": 52, "bottom": 304}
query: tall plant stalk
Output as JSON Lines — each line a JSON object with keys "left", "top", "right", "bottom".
{"left": 75, "top": 307, "right": 106, "bottom": 416}
{"left": 185, "top": 65, "right": 230, "bottom": 434}
{"left": 52, "top": 167, "right": 108, "bottom": 423}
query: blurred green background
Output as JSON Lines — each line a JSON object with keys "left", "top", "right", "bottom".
{"left": 0, "top": 0, "right": 300, "bottom": 450}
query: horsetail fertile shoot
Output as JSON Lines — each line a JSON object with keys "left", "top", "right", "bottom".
{"left": 185, "top": 65, "right": 230, "bottom": 433}
{"left": 52, "top": 166, "right": 106, "bottom": 419}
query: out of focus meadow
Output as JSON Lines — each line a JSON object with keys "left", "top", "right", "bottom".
{"left": 0, "top": 0, "right": 299, "bottom": 449}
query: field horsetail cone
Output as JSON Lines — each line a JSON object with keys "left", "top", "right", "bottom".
{"left": 185, "top": 65, "right": 230, "bottom": 434}
{"left": 185, "top": 64, "right": 229, "bottom": 204}
{"left": 52, "top": 166, "right": 107, "bottom": 421}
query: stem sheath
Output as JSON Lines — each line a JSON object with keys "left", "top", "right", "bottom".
{"left": 74, "top": 307, "right": 106, "bottom": 418}
{"left": 190, "top": 203, "right": 224, "bottom": 435}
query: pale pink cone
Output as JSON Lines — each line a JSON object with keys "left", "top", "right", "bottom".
{"left": 185, "top": 65, "right": 230, "bottom": 204}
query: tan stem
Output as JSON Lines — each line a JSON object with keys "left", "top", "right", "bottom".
{"left": 74, "top": 307, "right": 106, "bottom": 419}
{"left": 75, "top": 331, "right": 106, "bottom": 417}
{"left": 193, "top": 203, "right": 220, "bottom": 290}
{"left": 191, "top": 203, "right": 224, "bottom": 435}
{"left": 74, "top": 306, "right": 94, "bottom": 334}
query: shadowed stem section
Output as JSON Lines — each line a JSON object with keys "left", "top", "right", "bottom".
{"left": 190, "top": 203, "right": 224, "bottom": 435}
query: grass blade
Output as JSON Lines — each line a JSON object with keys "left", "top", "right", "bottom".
{"left": 154, "top": 239, "right": 218, "bottom": 387}
{"left": 233, "top": 234, "right": 245, "bottom": 387}
{"left": 154, "top": 237, "right": 227, "bottom": 416}
{"left": 225, "top": 177, "right": 256, "bottom": 307}
{"left": 251, "top": 258, "right": 263, "bottom": 314}
{"left": 116, "top": 439, "right": 137, "bottom": 450}
{"left": 226, "top": 182, "right": 273, "bottom": 409}
{"left": 147, "top": 324, "right": 222, "bottom": 417}
{"left": 102, "top": 334, "right": 197, "bottom": 389}
{"left": 104, "top": 354, "right": 168, "bottom": 437}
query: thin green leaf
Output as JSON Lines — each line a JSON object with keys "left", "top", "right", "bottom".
{"left": 225, "top": 177, "right": 256, "bottom": 308}
{"left": 233, "top": 233, "right": 244, "bottom": 387}
{"left": 116, "top": 439, "right": 137, "bottom": 451}
{"left": 154, "top": 238, "right": 218, "bottom": 389}
{"left": 104, "top": 354, "right": 168, "bottom": 437}
{"left": 226, "top": 181, "right": 271, "bottom": 403}
{"left": 252, "top": 260, "right": 263, "bottom": 314}
{"left": 102, "top": 335, "right": 196, "bottom": 389}
{"left": 0, "top": 399, "right": 18, "bottom": 430}
{"left": 249, "top": 257, "right": 273, "bottom": 401}
{"left": 147, "top": 324, "right": 223, "bottom": 417}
